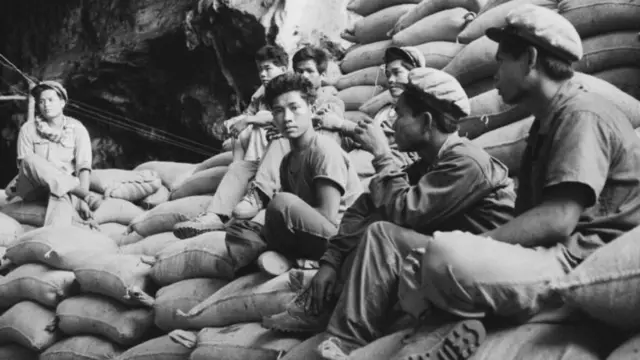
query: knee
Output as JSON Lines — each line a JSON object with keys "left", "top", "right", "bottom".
{"left": 422, "top": 232, "right": 474, "bottom": 283}
{"left": 266, "top": 192, "right": 299, "bottom": 215}
{"left": 361, "top": 221, "right": 396, "bottom": 248}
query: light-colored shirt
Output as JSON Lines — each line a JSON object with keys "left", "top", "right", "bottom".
{"left": 280, "top": 134, "right": 362, "bottom": 225}
{"left": 17, "top": 117, "right": 92, "bottom": 175}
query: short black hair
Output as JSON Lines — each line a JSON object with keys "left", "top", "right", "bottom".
{"left": 256, "top": 44, "right": 289, "bottom": 68}
{"left": 292, "top": 46, "right": 330, "bottom": 74}
{"left": 498, "top": 34, "right": 573, "bottom": 81}
{"left": 32, "top": 86, "right": 65, "bottom": 102}
{"left": 400, "top": 85, "right": 458, "bottom": 134}
{"left": 264, "top": 73, "right": 318, "bottom": 108}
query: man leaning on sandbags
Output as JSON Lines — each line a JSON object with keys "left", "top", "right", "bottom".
{"left": 318, "top": 5, "right": 640, "bottom": 360}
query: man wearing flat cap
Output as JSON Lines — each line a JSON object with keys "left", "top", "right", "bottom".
{"left": 266, "top": 67, "right": 514, "bottom": 359}
{"left": 407, "top": 3, "right": 640, "bottom": 347}
{"left": 6, "top": 80, "right": 102, "bottom": 226}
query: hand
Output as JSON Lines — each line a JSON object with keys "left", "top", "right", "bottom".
{"left": 222, "top": 138, "right": 234, "bottom": 152}
{"left": 305, "top": 264, "right": 338, "bottom": 315}
{"left": 83, "top": 193, "right": 104, "bottom": 212}
{"left": 313, "top": 110, "right": 344, "bottom": 131}
{"left": 78, "top": 200, "right": 93, "bottom": 221}
{"left": 354, "top": 117, "right": 391, "bottom": 156}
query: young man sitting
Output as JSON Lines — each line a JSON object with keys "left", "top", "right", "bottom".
{"left": 258, "top": 72, "right": 362, "bottom": 274}
{"left": 173, "top": 44, "right": 289, "bottom": 238}
{"left": 263, "top": 68, "right": 516, "bottom": 355}
{"left": 229, "top": 45, "right": 347, "bottom": 220}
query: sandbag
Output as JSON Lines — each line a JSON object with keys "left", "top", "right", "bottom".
{"left": 139, "top": 185, "right": 170, "bottom": 210}
{"left": 119, "top": 232, "right": 181, "bottom": 257}
{"left": 348, "top": 323, "right": 616, "bottom": 360}
{"left": 443, "top": 36, "right": 498, "bottom": 86}
{"left": 174, "top": 270, "right": 314, "bottom": 328}
{"left": 468, "top": 89, "right": 513, "bottom": 117}
{"left": 21, "top": 223, "right": 37, "bottom": 233}
{"left": 169, "top": 166, "right": 228, "bottom": 201}
{"left": 74, "top": 253, "right": 155, "bottom": 307}
{"left": 341, "top": 40, "right": 393, "bottom": 74}
{"left": 347, "top": 0, "right": 421, "bottom": 17}
{"left": 278, "top": 333, "right": 325, "bottom": 360}
{"left": 413, "top": 41, "right": 465, "bottom": 70}
{"left": 0, "top": 301, "right": 60, "bottom": 351}
{"left": 457, "top": 0, "right": 558, "bottom": 44}
{"left": 559, "top": 0, "right": 640, "bottom": 39}
{"left": 471, "top": 116, "right": 534, "bottom": 177}
{"left": 0, "top": 263, "right": 76, "bottom": 309}
{"left": 116, "top": 231, "right": 146, "bottom": 247}
{"left": 391, "top": 0, "right": 486, "bottom": 35}
{"left": 0, "top": 201, "right": 46, "bottom": 227}
{"left": 93, "top": 198, "right": 144, "bottom": 225}
{"left": 608, "top": 332, "right": 640, "bottom": 360}
{"left": 575, "top": 31, "right": 640, "bottom": 75}
{"left": 116, "top": 334, "right": 194, "bottom": 360}
{"left": 464, "top": 77, "right": 495, "bottom": 99}
{"left": 133, "top": 161, "right": 197, "bottom": 191}
{"left": 392, "top": 8, "right": 475, "bottom": 47}
{"left": 40, "top": 336, "right": 123, "bottom": 360}
{"left": 91, "top": 169, "right": 162, "bottom": 202}
{"left": 358, "top": 90, "right": 394, "bottom": 117}
{"left": 0, "top": 246, "right": 11, "bottom": 273}
{"left": 461, "top": 72, "right": 640, "bottom": 140}
{"left": 593, "top": 67, "right": 640, "bottom": 101}
{"left": 555, "top": 225, "right": 640, "bottom": 330}
{"left": 5, "top": 226, "right": 118, "bottom": 271}
{"left": 150, "top": 231, "right": 236, "bottom": 286}
{"left": 335, "top": 66, "right": 387, "bottom": 90}
{"left": 128, "top": 195, "right": 212, "bottom": 237}
{"left": 338, "top": 86, "right": 385, "bottom": 111}
{"left": 0, "top": 212, "right": 22, "bottom": 247}
{"left": 353, "top": 4, "right": 416, "bottom": 44}
{"left": 154, "top": 278, "right": 229, "bottom": 331}
{"left": 190, "top": 323, "right": 302, "bottom": 360}
{"left": 0, "top": 345, "right": 37, "bottom": 360}
{"left": 193, "top": 151, "right": 233, "bottom": 173}
{"left": 99, "top": 222, "right": 129, "bottom": 242}
{"left": 57, "top": 295, "right": 154, "bottom": 346}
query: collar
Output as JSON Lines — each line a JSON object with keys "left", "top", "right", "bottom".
{"left": 537, "top": 80, "right": 582, "bottom": 134}
{"left": 437, "top": 132, "right": 462, "bottom": 159}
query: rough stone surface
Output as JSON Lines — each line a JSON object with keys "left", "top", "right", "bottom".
{"left": 0, "top": 0, "right": 352, "bottom": 185}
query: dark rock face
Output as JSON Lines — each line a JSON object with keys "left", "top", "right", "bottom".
{"left": 0, "top": 0, "right": 350, "bottom": 186}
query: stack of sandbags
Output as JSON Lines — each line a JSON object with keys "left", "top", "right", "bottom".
{"left": 0, "top": 226, "right": 122, "bottom": 357}
{"left": 564, "top": 0, "right": 640, "bottom": 100}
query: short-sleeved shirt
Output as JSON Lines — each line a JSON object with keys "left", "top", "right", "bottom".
{"left": 243, "top": 85, "right": 269, "bottom": 116}
{"left": 17, "top": 116, "right": 92, "bottom": 175}
{"left": 279, "top": 133, "right": 362, "bottom": 225}
{"left": 516, "top": 80, "right": 640, "bottom": 263}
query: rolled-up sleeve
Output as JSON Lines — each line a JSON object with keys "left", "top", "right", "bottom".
{"left": 16, "top": 124, "right": 34, "bottom": 161}
{"left": 74, "top": 125, "right": 92, "bottom": 173}
{"left": 369, "top": 152, "right": 489, "bottom": 229}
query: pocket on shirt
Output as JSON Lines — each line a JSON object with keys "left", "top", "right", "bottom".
{"left": 33, "top": 140, "right": 49, "bottom": 159}
{"left": 54, "top": 141, "right": 76, "bottom": 166}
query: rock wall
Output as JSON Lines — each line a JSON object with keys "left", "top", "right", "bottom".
{"left": 0, "top": 0, "right": 352, "bottom": 186}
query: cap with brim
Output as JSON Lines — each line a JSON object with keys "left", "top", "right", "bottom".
{"left": 486, "top": 26, "right": 578, "bottom": 63}
{"left": 31, "top": 81, "right": 68, "bottom": 102}
{"left": 384, "top": 47, "right": 425, "bottom": 68}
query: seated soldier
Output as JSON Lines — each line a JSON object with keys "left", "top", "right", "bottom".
{"left": 259, "top": 72, "right": 362, "bottom": 273}
{"left": 174, "top": 45, "right": 347, "bottom": 240}
{"left": 172, "top": 44, "right": 289, "bottom": 239}
{"left": 6, "top": 81, "right": 102, "bottom": 226}
{"left": 232, "top": 46, "right": 425, "bottom": 220}
{"left": 263, "top": 67, "right": 516, "bottom": 345}
{"left": 322, "top": 5, "right": 640, "bottom": 360}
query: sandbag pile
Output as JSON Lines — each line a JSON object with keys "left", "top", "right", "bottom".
{"left": 454, "top": 0, "right": 640, "bottom": 177}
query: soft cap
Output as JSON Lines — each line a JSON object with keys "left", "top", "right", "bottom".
{"left": 406, "top": 67, "right": 470, "bottom": 119}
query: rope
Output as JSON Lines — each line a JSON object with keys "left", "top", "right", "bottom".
{"left": 0, "top": 53, "right": 223, "bottom": 155}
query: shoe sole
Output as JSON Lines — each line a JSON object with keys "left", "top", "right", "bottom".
{"left": 403, "top": 320, "right": 486, "bottom": 360}
{"left": 173, "top": 226, "right": 216, "bottom": 240}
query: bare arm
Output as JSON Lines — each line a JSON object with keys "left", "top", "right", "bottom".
{"left": 485, "top": 183, "right": 591, "bottom": 247}
{"left": 314, "top": 178, "right": 343, "bottom": 224}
